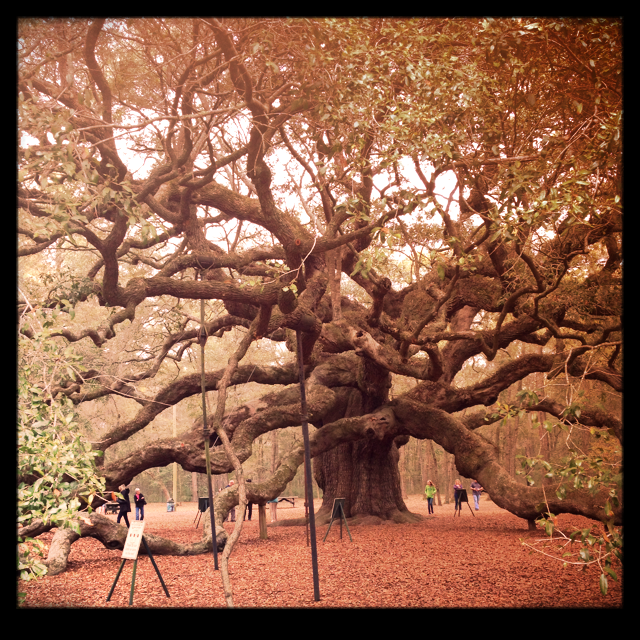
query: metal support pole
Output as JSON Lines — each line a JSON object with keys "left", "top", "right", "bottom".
{"left": 296, "top": 330, "right": 320, "bottom": 601}
{"left": 304, "top": 454, "right": 310, "bottom": 547}
{"left": 129, "top": 558, "right": 138, "bottom": 606}
{"left": 322, "top": 513, "right": 335, "bottom": 542}
{"left": 341, "top": 505, "right": 353, "bottom": 542}
{"left": 106, "top": 559, "right": 126, "bottom": 601}
{"left": 199, "top": 272, "right": 219, "bottom": 570}
{"left": 203, "top": 438, "right": 218, "bottom": 569}
{"left": 142, "top": 536, "right": 170, "bottom": 597}
{"left": 173, "top": 405, "right": 178, "bottom": 504}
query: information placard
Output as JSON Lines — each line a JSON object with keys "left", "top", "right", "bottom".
{"left": 121, "top": 521, "right": 145, "bottom": 560}
{"left": 331, "top": 498, "right": 345, "bottom": 518}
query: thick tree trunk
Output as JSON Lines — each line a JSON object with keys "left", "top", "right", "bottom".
{"left": 321, "top": 358, "right": 421, "bottom": 524}
{"left": 399, "top": 444, "right": 408, "bottom": 499}
{"left": 314, "top": 436, "right": 420, "bottom": 524}
{"left": 311, "top": 386, "right": 421, "bottom": 525}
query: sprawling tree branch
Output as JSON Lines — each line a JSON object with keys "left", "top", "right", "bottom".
{"left": 19, "top": 19, "right": 621, "bottom": 574}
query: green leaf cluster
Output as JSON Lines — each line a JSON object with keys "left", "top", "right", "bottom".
{"left": 517, "top": 414, "right": 622, "bottom": 595}
{"left": 18, "top": 323, "right": 105, "bottom": 591}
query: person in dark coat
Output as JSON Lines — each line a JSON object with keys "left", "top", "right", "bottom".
{"left": 116, "top": 484, "right": 131, "bottom": 528}
{"left": 453, "top": 479, "right": 464, "bottom": 513}
{"left": 245, "top": 479, "right": 253, "bottom": 521}
{"left": 134, "top": 487, "right": 146, "bottom": 521}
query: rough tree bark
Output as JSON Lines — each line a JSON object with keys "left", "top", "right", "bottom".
{"left": 310, "top": 355, "right": 420, "bottom": 525}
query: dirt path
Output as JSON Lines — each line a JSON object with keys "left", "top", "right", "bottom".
{"left": 19, "top": 496, "right": 622, "bottom": 608}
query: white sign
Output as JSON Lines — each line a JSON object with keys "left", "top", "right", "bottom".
{"left": 121, "top": 521, "right": 145, "bottom": 560}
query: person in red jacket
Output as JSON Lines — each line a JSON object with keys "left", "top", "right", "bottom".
{"left": 134, "top": 488, "right": 146, "bottom": 521}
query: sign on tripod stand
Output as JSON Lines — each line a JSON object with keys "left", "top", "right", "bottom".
{"left": 106, "top": 520, "right": 170, "bottom": 605}
{"left": 323, "top": 498, "right": 353, "bottom": 542}
{"left": 122, "top": 521, "right": 145, "bottom": 559}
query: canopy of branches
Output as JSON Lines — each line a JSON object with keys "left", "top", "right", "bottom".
{"left": 18, "top": 18, "right": 621, "bottom": 530}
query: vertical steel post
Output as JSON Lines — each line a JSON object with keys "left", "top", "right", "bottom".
{"left": 106, "top": 558, "right": 126, "bottom": 601}
{"left": 199, "top": 272, "right": 219, "bottom": 570}
{"left": 142, "top": 536, "right": 170, "bottom": 597}
{"left": 296, "top": 330, "right": 320, "bottom": 601}
{"left": 129, "top": 558, "right": 138, "bottom": 605}
{"left": 173, "top": 405, "right": 178, "bottom": 504}
{"left": 304, "top": 454, "right": 310, "bottom": 547}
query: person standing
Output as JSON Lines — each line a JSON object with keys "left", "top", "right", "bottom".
{"left": 134, "top": 487, "right": 146, "bottom": 521}
{"left": 424, "top": 480, "right": 437, "bottom": 515}
{"left": 116, "top": 484, "right": 131, "bottom": 528}
{"left": 453, "top": 479, "right": 463, "bottom": 513}
{"left": 245, "top": 479, "right": 253, "bottom": 521}
{"left": 470, "top": 479, "right": 483, "bottom": 511}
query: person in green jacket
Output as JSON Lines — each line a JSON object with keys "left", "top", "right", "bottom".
{"left": 424, "top": 480, "right": 437, "bottom": 514}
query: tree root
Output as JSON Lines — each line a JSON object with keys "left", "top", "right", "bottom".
{"left": 349, "top": 510, "right": 423, "bottom": 525}
{"left": 269, "top": 517, "right": 310, "bottom": 527}
{"left": 269, "top": 509, "right": 423, "bottom": 528}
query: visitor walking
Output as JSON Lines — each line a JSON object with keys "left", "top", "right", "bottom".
{"left": 134, "top": 487, "right": 146, "bottom": 521}
{"left": 116, "top": 484, "right": 131, "bottom": 528}
{"left": 470, "top": 479, "right": 483, "bottom": 511}
{"left": 424, "top": 480, "right": 437, "bottom": 514}
{"left": 453, "top": 479, "right": 463, "bottom": 513}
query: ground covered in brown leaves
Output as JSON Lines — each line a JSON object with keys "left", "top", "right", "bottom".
{"left": 19, "top": 496, "right": 623, "bottom": 608}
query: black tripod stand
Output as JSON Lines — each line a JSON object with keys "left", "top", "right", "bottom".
{"left": 323, "top": 498, "right": 353, "bottom": 542}
{"left": 453, "top": 489, "right": 475, "bottom": 517}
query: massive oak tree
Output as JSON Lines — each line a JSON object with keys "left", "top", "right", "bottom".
{"left": 19, "top": 18, "right": 622, "bottom": 558}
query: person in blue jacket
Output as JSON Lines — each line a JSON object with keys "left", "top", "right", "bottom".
{"left": 470, "top": 480, "right": 483, "bottom": 510}
{"left": 116, "top": 484, "right": 131, "bottom": 528}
